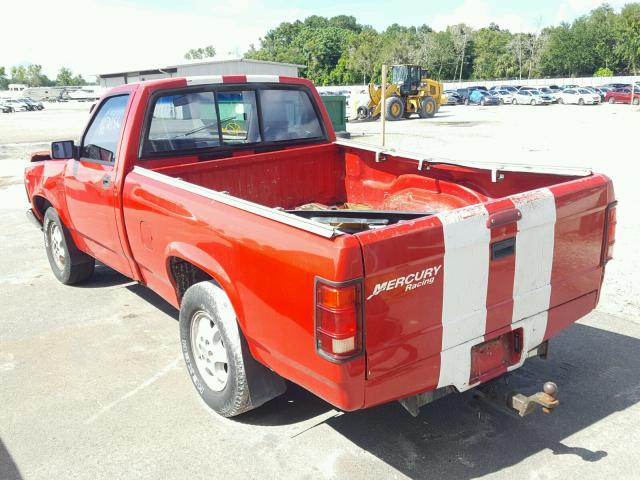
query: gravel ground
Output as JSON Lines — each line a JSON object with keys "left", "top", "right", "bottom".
{"left": 0, "top": 102, "right": 639, "bottom": 480}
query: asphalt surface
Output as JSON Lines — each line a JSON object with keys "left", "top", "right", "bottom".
{"left": 1, "top": 102, "right": 639, "bottom": 480}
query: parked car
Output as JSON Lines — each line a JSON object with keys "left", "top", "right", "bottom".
{"left": 493, "top": 89, "right": 515, "bottom": 104}
{"left": 444, "top": 90, "right": 464, "bottom": 105}
{"left": 23, "top": 74, "right": 617, "bottom": 419}
{"left": 23, "top": 98, "right": 44, "bottom": 110}
{"left": 469, "top": 90, "right": 500, "bottom": 105}
{"left": 456, "top": 88, "right": 473, "bottom": 104}
{"left": 560, "top": 84, "right": 579, "bottom": 90}
{"left": 537, "top": 87, "right": 558, "bottom": 103}
{"left": 558, "top": 88, "right": 601, "bottom": 105}
{"left": 604, "top": 87, "right": 640, "bottom": 105}
{"left": 0, "top": 101, "right": 15, "bottom": 113}
{"left": 3, "top": 99, "right": 30, "bottom": 111}
{"left": 513, "top": 89, "right": 553, "bottom": 105}
{"left": 602, "top": 83, "right": 631, "bottom": 89}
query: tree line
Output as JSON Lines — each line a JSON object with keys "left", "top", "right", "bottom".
{"left": 244, "top": 3, "right": 640, "bottom": 85}
{"left": 0, "top": 65, "right": 89, "bottom": 89}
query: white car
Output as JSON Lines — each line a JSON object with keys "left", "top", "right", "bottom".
{"left": 513, "top": 89, "right": 553, "bottom": 105}
{"left": 558, "top": 88, "right": 601, "bottom": 105}
{"left": 537, "top": 87, "right": 558, "bottom": 103}
{"left": 492, "top": 89, "right": 515, "bottom": 104}
{"left": 2, "top": 99, "right": 29, "bottom": 111}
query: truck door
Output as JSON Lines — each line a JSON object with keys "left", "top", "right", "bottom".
{"left": 64, "top": 94, "right": 133, "bottom": 277}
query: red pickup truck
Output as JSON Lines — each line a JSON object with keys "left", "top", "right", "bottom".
{"left": 24, "top": 75, "right": 616, "bottom": 418}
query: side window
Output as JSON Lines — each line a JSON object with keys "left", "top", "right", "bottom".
{"left": 260, "top": 89, "right": 323, "bottom": 142}
{"left": 148, "top": 92, "right": 219, "bottom": 153}
{"left": 81, "top": 95, "right": 129, "bottom": 163}
{"left": 217, "top": 91, "right": 260, "bottom": 144}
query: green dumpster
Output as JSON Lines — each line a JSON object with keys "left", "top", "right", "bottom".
{"left": 320, "top": 95, "right": 350, "bottom": 138}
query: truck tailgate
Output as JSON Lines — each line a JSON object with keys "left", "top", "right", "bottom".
{"left": 355, "top": 174, "right": 613, "bottom": 400}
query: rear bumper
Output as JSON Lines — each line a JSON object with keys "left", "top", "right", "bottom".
{"left": 26, "top": 208, "right": 42, "bottom": 230}
{"left": 362, "top": 290, "right": 598, "bottom": 408}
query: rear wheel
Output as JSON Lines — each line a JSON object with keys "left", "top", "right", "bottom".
{"left": 559, "top": 97, "right": 564, "bottom": 104}
{"left": 356, "top": 106, "right": 369, "bottom": 120}
{"left": 608, "top": 97, "right": 615, "bottom": 104}
{"left": 384, "top": 96, "right": 404, "bottom": 121}
{"left": 180, "top": 281, "right": 286, "bottom": 417}
{"left": 633, "top": 97, "right": 639, "bottom": 106}
{"left": 419, "top": 97, "right": 437, "bottom": 118}
{"left": 480, "top": 98, "right": 486, "bottom": 106}
{"left": 530, "top": 99, "right": 536, "bottom": 106}
{"left": 513, "top": 99, "right": 518, "bottom": 105}
{"left": 579, "top": 98, "right": 585, "bottom": 105}
{"left": 43, "top": 208, "right": 94, "bottom": 284}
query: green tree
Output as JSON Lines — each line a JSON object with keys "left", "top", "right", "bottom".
{"left": 471, "top": 26, "right": 511, "bottom": 79}
{"left": 617, "top": 3, "right": 640, "bottom": 74}
{"left": 10, "top": 65, "right": 27, "bottom": 84}
{"left": 56, "top": 67, "right": 74, "bottom": 86}
{"left": 594, "top": 66, "right": 614, "bottom": 76}
{"left": 0, "top": 66, "right": 8, "bottom": 90}
{"left": 184, "top": 45, "right": 216, "bottom": 60}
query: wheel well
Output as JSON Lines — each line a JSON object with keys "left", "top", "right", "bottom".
{"left": 169, "top": 257, "right": 214, "bottom": 302}
{"left": 33, "top": 196, "right": 52, "bottom": 219}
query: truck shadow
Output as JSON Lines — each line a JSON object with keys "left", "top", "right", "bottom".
{"left": 244, "top": 321, "right": 638, "bottom": 478}
{"left": 323, "top": 322, "right": 635, "bottom": 479}
{"left": 0, "top": 438, "right": 22, "bottom": 480}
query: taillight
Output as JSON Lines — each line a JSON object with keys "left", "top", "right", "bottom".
{"left": 315, "top": 279, "right": 363, "bottom": 362}
{"left": 604, "top": 203, "right": 617, "bottom": 262}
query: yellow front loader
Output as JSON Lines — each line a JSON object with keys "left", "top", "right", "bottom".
{"left": 357, "top": 65, "right": 445, "bottom": 121}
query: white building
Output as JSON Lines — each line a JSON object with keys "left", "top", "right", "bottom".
{"left": 97, "top": 59, "right": 305, "bottom": 88}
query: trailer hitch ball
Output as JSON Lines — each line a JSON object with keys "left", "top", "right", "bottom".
{"left": 541, "top": 381, "right": 559, "bottom": 414}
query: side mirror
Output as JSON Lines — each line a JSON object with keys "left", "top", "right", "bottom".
{"left": 51, "top": 140, "right": 76, "bottom": 159}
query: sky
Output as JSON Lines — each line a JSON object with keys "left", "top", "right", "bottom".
{"left": 0, "top": 0, "right": 629, "bottom": 81}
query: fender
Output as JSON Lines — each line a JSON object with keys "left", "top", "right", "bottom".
{"left": 163, "top": 241, "right": 247, "bottom": 334}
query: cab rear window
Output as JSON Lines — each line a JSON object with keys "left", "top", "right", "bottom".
{"left": 143, "top": 86, "right": 325, "bottom": 156}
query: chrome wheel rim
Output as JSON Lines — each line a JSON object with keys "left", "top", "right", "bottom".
{"left": 49, "top": 223, "right": 66, "bottom": 270}
{"left": 190, "top": 311, "right": 228, "bottom": 391}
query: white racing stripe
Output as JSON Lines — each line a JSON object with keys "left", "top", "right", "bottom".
{"left": 245, "top": 75, "right": 280, "bottom": 83}
{"left": 437, "top": 204, "right": 490, "bottom": 389}
{"left": 510, "top": 188, "right": 556, "bottom": 327}
{"left": 186, "top": 75, "right": 224, "bottom": 85}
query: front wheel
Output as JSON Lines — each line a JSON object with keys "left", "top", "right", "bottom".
{"left": 633, "top": 98, "right": 639, "bottom": 106}
{"left": 43, "top": 208, "right": 94, "bottom": 284}
{"left": 530, "top": 99, "right": 536, "bottom": 106}
{"left": 513, "top": 99, "right": 518, "bottom": 105}
{"left": 608, "top": 97, "right": 615, "bottom": 104}
{"left": 179, "top": 281, "right": 286, "bottom": 417}
{"left": 559, "top": 98, "right": 564, "bottom": 104}
{"left": 384, "top": 96, "right": 404, "bottom": 121}
{"left": 419, "top": 97, "right": 437, "bottom": 118}
{"left": 579, "top": 98, "right": 585, "bottom": 105}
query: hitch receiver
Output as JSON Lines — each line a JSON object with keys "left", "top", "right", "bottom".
{"left": 477, "top": 381, "right": 560, "bottom": 417}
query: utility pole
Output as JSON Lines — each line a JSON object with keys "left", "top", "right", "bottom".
{"left": 381, "top": 64, "right": 387, "bottom": 147}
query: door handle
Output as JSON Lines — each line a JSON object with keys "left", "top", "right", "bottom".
{"left": 101, "top": 174, "right": 111, "bottom": 188}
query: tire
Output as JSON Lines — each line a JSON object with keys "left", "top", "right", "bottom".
{"left": 480, "top": 98, "right": 486, "bottom": 106}
{"left": 179, "top": 281, "right": 286, "bottom": 417}
{"left": 633, "top": 98, "right": 639, "bottom": 106}
{"left": 579, "top": 98, "right": 584, "bottom": 105}
{"left": 464, "top": 98, "right": 469, "bottom": 105}
{"left": 559, "top": 98, "right": 564, "bottom": 104}
{"left": 499, "top": 98, "right": 504, "bottom": 104}
{"left": 608, "top": 97, "right": 615, "bottom": 104}
{"left": 356, "top": 106, "right": 369, "bottom": 120}
{"left": 43, "top": 208, "right": 94, "bottom": 284}
{"left": 513, "top": 99, "right": 518, "bottom": 105}
{"left": 419, "top": 97, "right": 437, "bottom": 118}
{"left": 384, "top": 96, "right": 404, "bottom": 121}
{"left": 530, "top": 99, "right": 536, "bottom": 106}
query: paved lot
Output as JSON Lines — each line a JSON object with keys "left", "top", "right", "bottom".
{"left": 1, "top": 102, "right": 639, "bottom": 480}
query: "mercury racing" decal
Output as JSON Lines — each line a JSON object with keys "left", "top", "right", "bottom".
{"left": 367, "top": 265, "right": 442, "bottom": 300}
